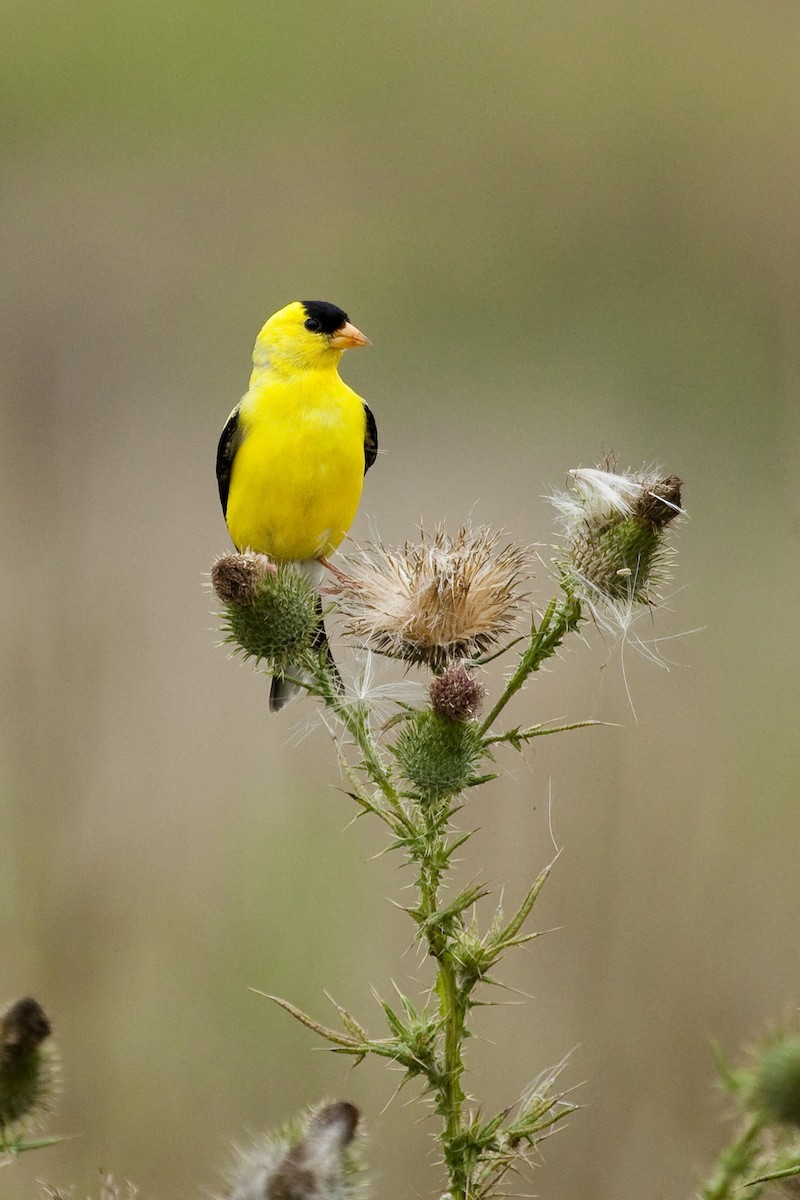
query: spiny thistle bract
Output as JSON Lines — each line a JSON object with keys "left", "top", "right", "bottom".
{"left": 213, "top": 553, "right": 319, "bottom": 672}
{"left": 220, "top": 1101, "right": 361, "bottom": 1200}
{"left": 335, "top": 526, "right": 531, "bottom": 670}
{"left": 0, "top": 997, "right": 55, "bottom": 1138}
{"left": 393, "top": 709, "right": 484, "bottom": 798}
{"left": 549, "top": 464, "right": 683, "bottom": 637}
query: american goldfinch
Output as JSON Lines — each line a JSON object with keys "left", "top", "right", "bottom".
{"left": 216, "top": 300, "right": 377, "bottom": 710}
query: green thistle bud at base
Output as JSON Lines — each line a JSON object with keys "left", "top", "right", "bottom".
{"left": 754, "top": 1035, "right": 800, "bottom": 1126}
{"left": 0, "top": 997, "right": 54, "bottom": 1133}
{"left": 393, "top": 710, "right": 484, "bottom": 799}
{"left": 214, "top": 556, "right": 319, "bottom": 672}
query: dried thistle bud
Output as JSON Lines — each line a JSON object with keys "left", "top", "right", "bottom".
{"left": 550, "top": 464, "right": 684, "bottom": 638}
{"left": 222, "top": 1101, "right": 361, "bottom": 1200}
{"left": 393, "top": 710, "right": 484, "bottom": 799}
{"left": 753, "top": 1034, "right": 800, "bottom": 1127}
{"left": 0, "top": 997, "right": 56, "bottom": 1134}
{"left": 429, "top": 664, "right": 484, "bottom": 721}
{"left": 634, "top": 474, "right": 683, "bottom": 531}
{"left": 215, "top": 557, "right": 319, "bottom": 672}
{"left": 336, "top": 526, "right": 530, "bottom": 670}
{"left": 212, "top": 552, "right": 276, "bottom": 606}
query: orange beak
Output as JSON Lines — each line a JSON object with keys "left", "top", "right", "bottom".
{"left": 329, "top": 321, "right": 371, "bottom": 349}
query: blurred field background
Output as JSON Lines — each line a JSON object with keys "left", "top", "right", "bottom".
{"left": 2, "top": 2, "right": 800, "bottom": 1196}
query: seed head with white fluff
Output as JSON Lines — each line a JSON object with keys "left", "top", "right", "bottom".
{"left": 335, "top": 526, "right": 531, "bottom": 671}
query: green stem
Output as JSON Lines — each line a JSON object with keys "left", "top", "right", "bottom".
{"left": 415, "top": 807, "right": 468, "bottom": 1200}
{"left": 308, "top": 658, "right": 411, "bottom": 829}
{"left": 438, "top": 953, "right": 466, "bottom": 1167}
{"left": 483, "top": 719, "right": 602, "bottom": 748}
{"left": 700, "top": 1111, "right": 766, "bottom": 1200}
{"left": 479, "top": 591, "right": 582, "bottom": 736}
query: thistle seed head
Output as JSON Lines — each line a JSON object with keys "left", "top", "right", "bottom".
{"left": 222, "top": 1101, "right": 361, "bottom": 1200}
{"left": 215, "top": 557, "right": 319, "bottom": 672}
{"left": 0, "top": 997, "right": 56, "bottom": 1134}
{"left": 336, "top": 526, "right": 531, "bottom": 671}
{"left": 393, "top": 709, "right": 484, "bottom": 799}
{"left": 549, "top": 463, "right": 684, "bottom": 638}
{"left": 429, "top": 664, "right": 485, "bottom": 722}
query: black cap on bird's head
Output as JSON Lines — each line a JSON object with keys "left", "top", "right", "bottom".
{"left": 301, "top": 300, "right": 371, "bottom": 349}
{"left": 301, "top": 300, "right": 349, "bottom": 334}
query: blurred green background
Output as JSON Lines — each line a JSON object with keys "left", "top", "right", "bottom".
{"left": 2, "top": 1, "right": 799, "bottom": 1196}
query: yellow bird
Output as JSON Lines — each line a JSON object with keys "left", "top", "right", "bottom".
{"left": 216, "top": 300, "right": 377, "bottom": 710}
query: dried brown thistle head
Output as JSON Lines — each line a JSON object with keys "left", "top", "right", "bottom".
{"left": 335, "top": 526, "right": 530, "bottom": 670}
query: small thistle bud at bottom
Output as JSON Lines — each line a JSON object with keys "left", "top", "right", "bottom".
{"left": 393, "top": 710, "right": 484, "bottom": 799}
{"left": 215, "top": 558, "right": 319, "bottom": 672}
{"left": 754, "top": 1035, "right": 800, "bottom": 1126}
{"left": 429, "top": 664, "right": 484, "bottom": 721}
{"left": 0, "top": 997, "right": 55, "bottom": 1132}
{"left": 222, "top": 1101, "right": 361, "bottom": 1200}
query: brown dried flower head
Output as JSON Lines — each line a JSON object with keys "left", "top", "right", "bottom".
{"left": 211, "top": 552, "right": 276, "bottom": 606}
{"left": 336, "top": 526, "right": 531, "bottom": 670}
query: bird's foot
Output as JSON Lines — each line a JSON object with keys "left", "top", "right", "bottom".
{"left": 253, "top": 552, "right": 279, "bottom": 575}
{"left": 319, "top": 557, "right": 351, "bottom": 586}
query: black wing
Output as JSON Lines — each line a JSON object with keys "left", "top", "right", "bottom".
{"left": 364, "top": 404, "right": 378, "bottom": 474}
{"left": 216, "top": 405, "right": 242, "bottom": 516}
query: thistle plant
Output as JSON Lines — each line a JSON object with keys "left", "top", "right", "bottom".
{"left": 212, "top": 461, "right": 684, "bottom": 1199}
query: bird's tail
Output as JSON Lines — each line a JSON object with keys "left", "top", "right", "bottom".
{"left": 269, "top": 562, "right": 342, "bottom": 712}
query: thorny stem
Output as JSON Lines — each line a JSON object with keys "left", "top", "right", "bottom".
{"left": 310, "top": 663, "right": 411, "bottom": 831}
{"left": 325, "top": 667, "right": 471, "bottom": 1195}
{"left": 479, "top": 590, "right": 582, "bottom": 736}
{"left": 415, "top": 804, "right": 468, "bottom": 1199}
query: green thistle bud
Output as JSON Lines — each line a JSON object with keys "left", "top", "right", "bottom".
{"left": 393, "top": 709, "right": 484, "bottom": 799}
{"left": 214, "top": 554, "right": 319, "bottom": 672}
{"left": 753, "top": 1035, "right": 800, "bottom": 1126}
{"left": 429, "top": 664, "right": 485, "bottom": 721}
{"left": 0, "top": 998, "right": 55, "bottom": 1134}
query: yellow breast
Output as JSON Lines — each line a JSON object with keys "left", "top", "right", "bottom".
{"left": 225, "top": 371, "right": 367, "bottom": 561}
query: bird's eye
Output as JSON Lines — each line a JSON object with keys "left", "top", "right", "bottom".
{"left": 304, "top": 317, "right": 321, "bottom": 332}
